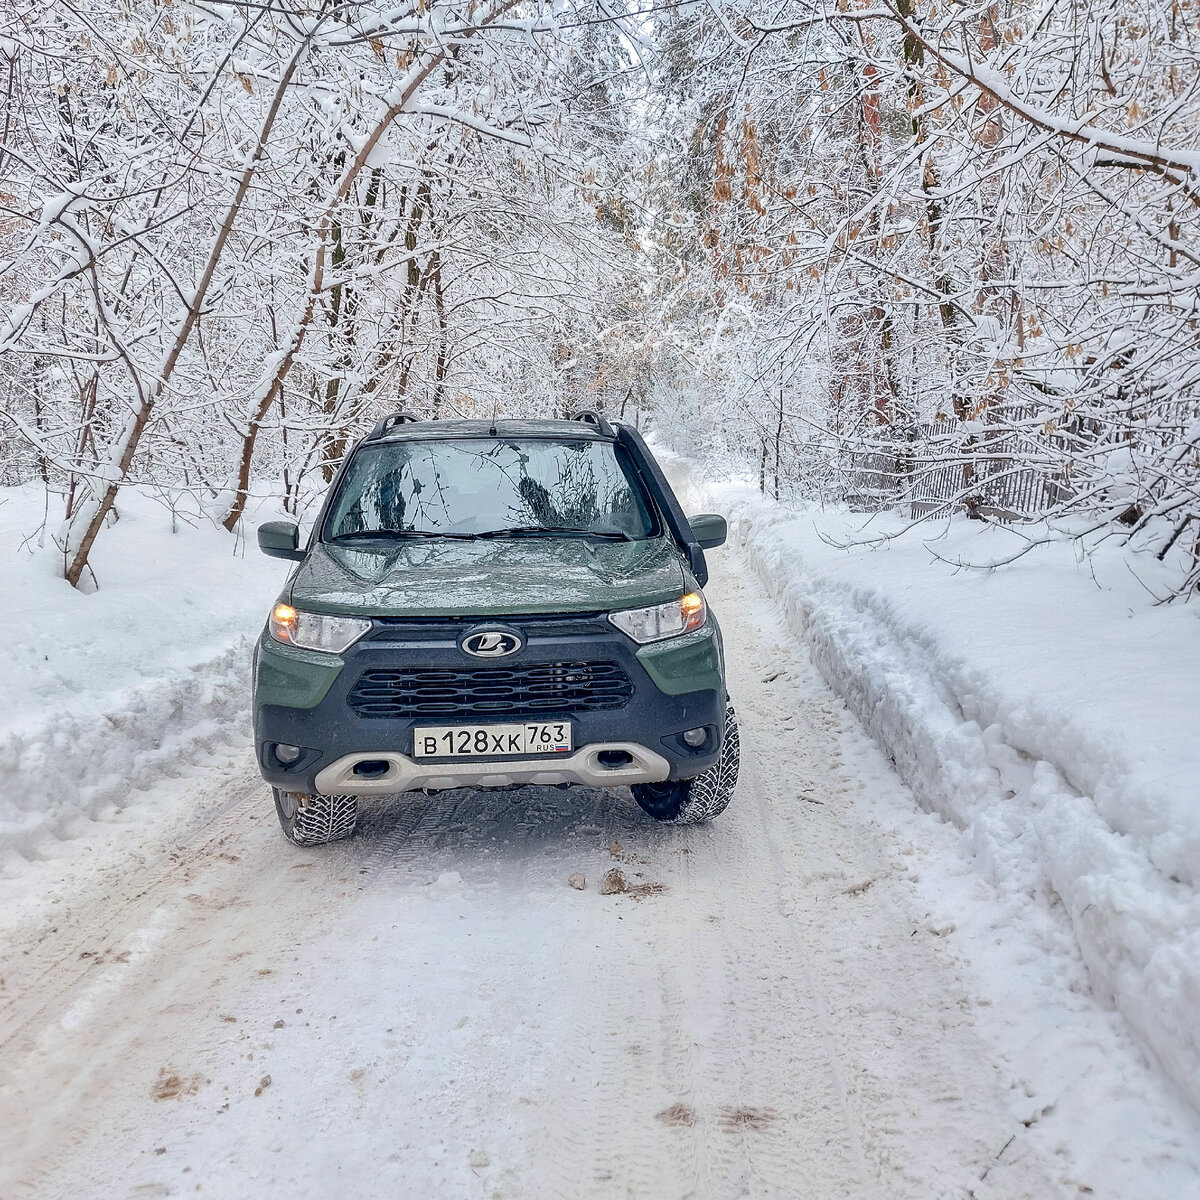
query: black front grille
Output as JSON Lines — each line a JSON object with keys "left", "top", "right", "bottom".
{"left": 347, "top": 662, "right": 634, "bottom": 719}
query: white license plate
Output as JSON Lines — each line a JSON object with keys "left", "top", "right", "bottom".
{"left": 412, "top": 721, "right": 573, "bottom": 759}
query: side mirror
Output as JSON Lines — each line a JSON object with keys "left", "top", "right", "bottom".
{"left": 258, "top": 520, "right": 305, "bottom": 562}
{"left": 688, "top": 513, "right": 727, "bottom": 550}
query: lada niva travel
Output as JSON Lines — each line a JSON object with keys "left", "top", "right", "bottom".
{"left": 253, "top": 411, "right": 739, "bottom": 844}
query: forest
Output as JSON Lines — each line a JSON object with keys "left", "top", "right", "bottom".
{"left": 2, "top": 0, "right": 1198, "bottom": 595}
{"left": 4, "top": 7, "right": 1200, "bottom": 1192}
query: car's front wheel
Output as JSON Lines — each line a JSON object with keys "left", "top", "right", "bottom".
{"left": 273, "top": 787, "right": 358, "bottom": 845}
{"left": 631, "top": 705, "right": 740, "bottom": 824}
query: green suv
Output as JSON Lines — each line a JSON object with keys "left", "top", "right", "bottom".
{"left": 253, "top": 412, "right": 739, "bottom": 845}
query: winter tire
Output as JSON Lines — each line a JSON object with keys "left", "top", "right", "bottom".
{"left": 632, "top": 704, "right": 740, "bottom": 825}
{"left": 273, "top": 787, "right": 358, "bottom": 845}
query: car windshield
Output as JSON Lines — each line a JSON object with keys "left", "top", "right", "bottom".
{"left": 323, "top": 438, "right": 658, "bottom": 542}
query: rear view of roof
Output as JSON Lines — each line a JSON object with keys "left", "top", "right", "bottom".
{"left": 367, "top": 416, "right": 614, "bottom": 443}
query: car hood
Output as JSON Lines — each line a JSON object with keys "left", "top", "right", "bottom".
{"left": 286, "top": 536, "right": 688, "bottom": 618}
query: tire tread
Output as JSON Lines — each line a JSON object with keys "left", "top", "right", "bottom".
{"left": 275, "top": 789, "right": 358, "bottom": 845}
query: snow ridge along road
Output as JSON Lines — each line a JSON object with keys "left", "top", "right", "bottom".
{"left": 680, "top": 468, "right": 1200, "bottom": 1120}
{"left": 2, "top": 551, "right": 1199, "bottom": 1198}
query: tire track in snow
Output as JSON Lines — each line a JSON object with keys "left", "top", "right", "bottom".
{"left": 659, "top": 767, "right": 876, "bottom": 1198}
{"left": 0, "top": 772, "right": 264, "bottom": 1063}
{"left": 0, "top": 775, "right": 290, "bottom": 1198}
{"left": 711, "top": 554, "right": 1076, "bottom": 1198}
{"left": 350, "top": 788, "right": 438, "bottom": 884}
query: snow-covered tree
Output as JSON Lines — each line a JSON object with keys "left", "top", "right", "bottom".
{"left": 642, "top": 0, "right": 1200, "bottom": 593}
{"left": 1, "top": 0, "right": 643, "bottom": 585}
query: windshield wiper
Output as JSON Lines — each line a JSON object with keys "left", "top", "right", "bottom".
{"left": 332, "top": 526, "right": 637, "bottom": 543}
{"left": 472, "top": 526, "right": 635, "bottom": 542}
{"left": 330, "top": 529, "right": 476, "bottom": 542}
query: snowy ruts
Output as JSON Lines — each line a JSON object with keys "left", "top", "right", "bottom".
{"left": 0, "top": 645, "right": 251, "bottom": 869}
{"left": 683, "top": 471, "right": 1200, "bottom": 1112}
{"left": 0, "top": 485, "right": 283, "bottom": 874}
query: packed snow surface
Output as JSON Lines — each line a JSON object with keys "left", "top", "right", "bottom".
{"left": 669, "top": 461, "right": 1200, "bottom": 1116}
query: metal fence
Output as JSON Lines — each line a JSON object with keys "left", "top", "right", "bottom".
{"left": 845, "top": 404, "right": 1094, "bottom": 520}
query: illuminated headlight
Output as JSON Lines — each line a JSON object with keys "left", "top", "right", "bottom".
{"left": 269, "top": 603, "right": 371, "bottom": 654}
{"left": 608, "top": 592, "right": 707, "bottom": 644}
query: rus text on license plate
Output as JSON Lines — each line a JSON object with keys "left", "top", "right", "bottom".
{"left": 412, "top": 722, "right": 572, "bottom": 759}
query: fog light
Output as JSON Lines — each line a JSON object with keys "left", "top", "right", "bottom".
{"left": 273, "top": 743, "right": 302, "bottom": 765}
{"left": 682, "top": 727, "right": 707, "bottom": 748}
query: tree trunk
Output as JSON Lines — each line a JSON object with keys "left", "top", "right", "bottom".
{"left": 64, "top": 40, "right": 311, "bottom": 587}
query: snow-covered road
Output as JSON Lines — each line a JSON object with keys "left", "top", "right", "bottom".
{"left": 2, "top": 553, "right": 1197, "bottom": 1199}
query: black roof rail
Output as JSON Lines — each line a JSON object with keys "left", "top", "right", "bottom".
{"left": 570, "top": 409, "right": 614, "bottom": 438}
{"left": 367, "top": 411, "right": 422, "bottom": 440}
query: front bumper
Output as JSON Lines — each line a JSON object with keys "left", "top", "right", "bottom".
{"left": 253, "top": 612, "right": 725, "bottom": 795}
{"left": 313, "top": 741, "right": 673, "bottom": 795}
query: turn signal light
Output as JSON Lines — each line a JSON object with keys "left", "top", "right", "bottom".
{"left": 271, "top": 603, "right": 298, "bottom": 640}
{"left": 268, "top": 604, "right": 371, "bottom": 654}
{"left": 607, "top": 592, "right": 708, "bottom": 644}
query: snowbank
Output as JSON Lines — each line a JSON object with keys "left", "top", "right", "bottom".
{"left": 0, "top": 485, "right": 286, "bottom": 874}
{"left": 677, "top": 468, "right": 1200, "bottom": 1113}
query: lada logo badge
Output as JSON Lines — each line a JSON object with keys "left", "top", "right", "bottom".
{"left": 461, "top": 628, "right": 522, "bottom": 658}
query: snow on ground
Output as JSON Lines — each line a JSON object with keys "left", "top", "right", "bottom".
{"left": 665, "top": 456, "right": 1200, "bottom": 1119}
{"left": 3, "top": 542, "right": 1199, "bottom": 1199}
{"left": 2, "top": 476, "right": 1199, "bottom": 1198}
{"left": 0, "top": 485, "right": 285, "bottom": 880}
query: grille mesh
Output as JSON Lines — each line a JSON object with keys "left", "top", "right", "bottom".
{"left": 347, "top": 662, "right": 634, "bottom": 719}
